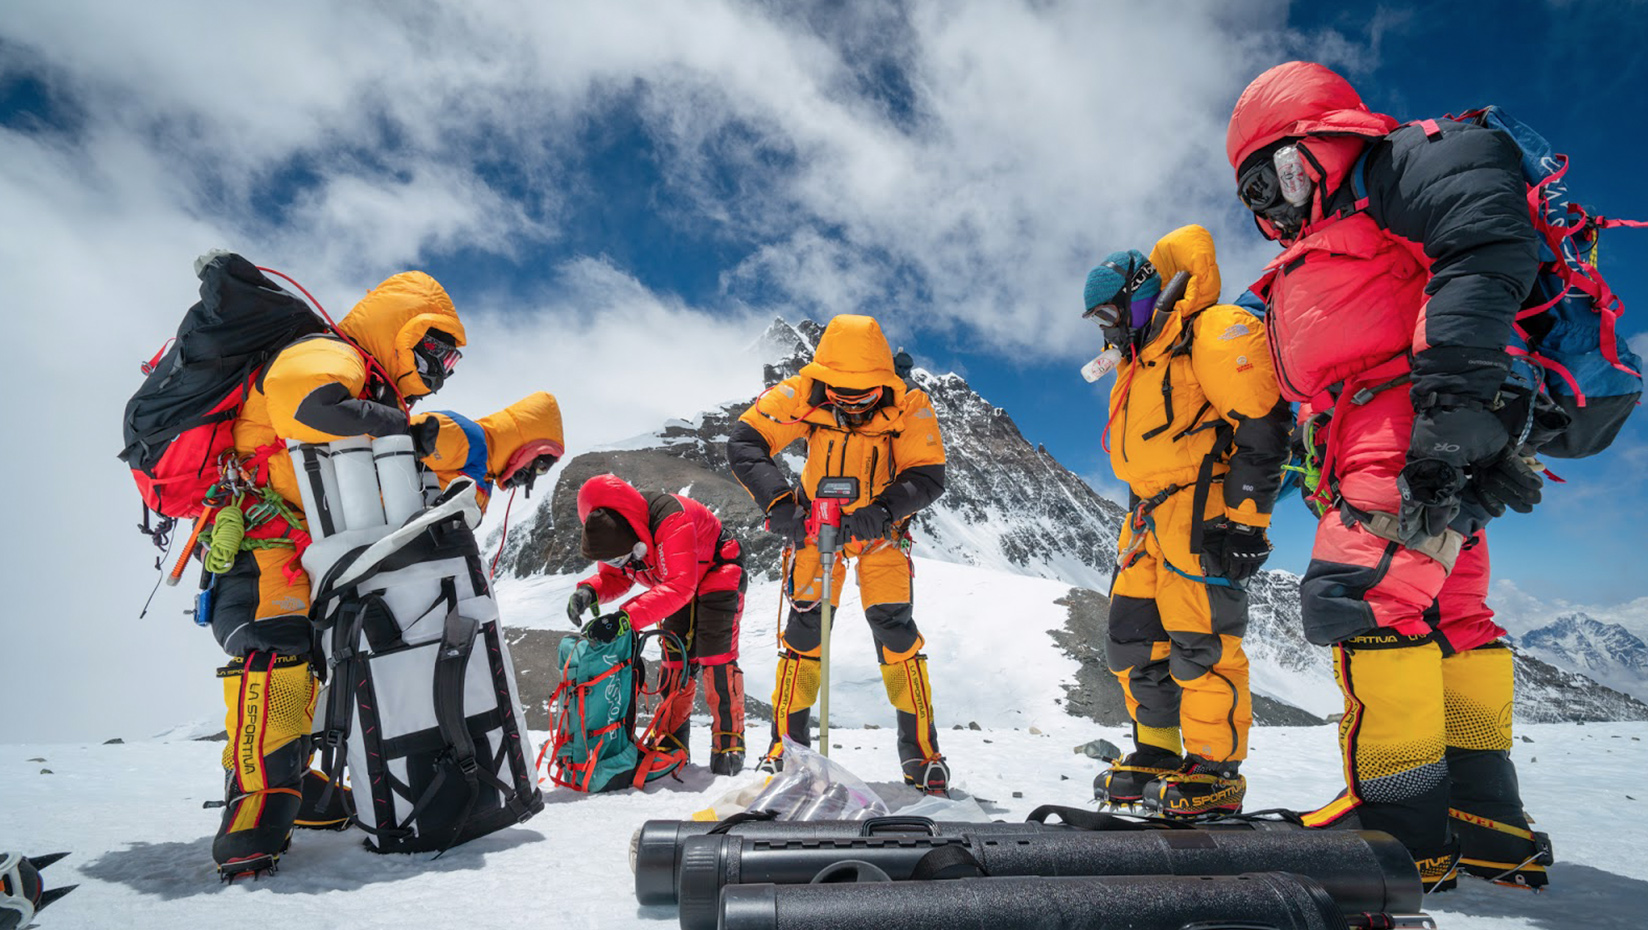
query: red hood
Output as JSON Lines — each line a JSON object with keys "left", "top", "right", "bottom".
{"left": 576, "top": 473, "right": 652, "bottom": 546}
{"left": 1226, "top": 61, "right": 1398, "bottom": 186}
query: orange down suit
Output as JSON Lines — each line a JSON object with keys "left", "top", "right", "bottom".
{"left": 727, "top": 315, "right": 947, "bottom": 773}
{"left": 1106, "top": 225, "right": 1291, "bottom": 764}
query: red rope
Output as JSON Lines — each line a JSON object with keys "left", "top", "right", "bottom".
{"left": 489, "top": 487, "right": 518, "bottom": 580}
{"left": 1100, "top": 347, "right": 1139, "bottom": 455}
{"left": 258, "top": 266, "right": 409, "bottom": 413}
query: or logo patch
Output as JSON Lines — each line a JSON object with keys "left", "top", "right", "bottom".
{"left": 1235, "top": 354, "right": 1253, "bottom": 373}
{"left": 778, "top": 384, "right": 796, "bottom": 398}
{"left": 272, "top": 595, "right": 307, "bottom": 612}
{"left": 1219, "top": 324, "right": 1251, "bottom": 341}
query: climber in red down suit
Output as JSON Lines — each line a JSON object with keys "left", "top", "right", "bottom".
{"left": 567, "top": 473, "right": 748, "bottom": 775}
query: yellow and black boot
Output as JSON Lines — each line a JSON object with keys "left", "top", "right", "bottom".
{"left": 758, "top": 650, "right": 821, "bottom": 773}
{"left": 1444, "top": 642, "right": 1550, "bottom": 889}
{"left": 1144, "top": 756, "right": 1246, "bottom": 818}
{"left": 214, "top": 652, "right": 319, "bottom": 878}
{"left": 294, "top": 769, "right": 353, "bottom": 832}
{"left": 882, "top": 654, "right": 948, "bottom": 795}
{"left": 1095, "top": 724, "right": 1183, "bottom": 808}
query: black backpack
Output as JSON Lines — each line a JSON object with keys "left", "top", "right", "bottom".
{"left": 118, "top": 252, "right": 327, "bottom": 532}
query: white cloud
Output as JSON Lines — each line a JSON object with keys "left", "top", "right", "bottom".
{"left": 2, "top": 0, "right": 1386, "bottom": 740}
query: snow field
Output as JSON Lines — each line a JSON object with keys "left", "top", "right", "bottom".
{"left": 10, "top": 554, "right": 1645, "bottom": 928}
{"left": 5, "top": 722, "right": 1646, "bottom": 929}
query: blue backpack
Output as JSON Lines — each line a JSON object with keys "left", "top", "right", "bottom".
{"left": 1354, "top": 108, "right": 1645, "bottom": 458}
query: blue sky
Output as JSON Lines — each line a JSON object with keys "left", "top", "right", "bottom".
{"left": 3, "top": 0, "right": 1646, "bottom": 740}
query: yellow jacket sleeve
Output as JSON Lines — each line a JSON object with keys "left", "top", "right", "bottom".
{"left": 728, "top": 378, "right": 813, "bottom": 511}
{"left": 737, "top": 378, "right": 813, "bottom": 457}
{"left": 264, "top": 338, "right": 406, "bottom": 443}
{"left": 889, "top": 388, "right": 946, "bottom": 470}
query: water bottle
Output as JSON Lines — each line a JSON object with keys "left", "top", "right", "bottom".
{"left": 1080, "top": 348, "right": 1123, "bottom": 383}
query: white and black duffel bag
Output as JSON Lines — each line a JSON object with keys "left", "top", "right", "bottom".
{"left": 304, "top": 477, "right": 543, "bottom": 854}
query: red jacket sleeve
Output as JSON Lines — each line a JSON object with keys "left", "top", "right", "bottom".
{"left": 614, "top": 511, "right": 700, "bottom": 629}
{"left": 581, "top": 565, "right": 634, "bottom": 603}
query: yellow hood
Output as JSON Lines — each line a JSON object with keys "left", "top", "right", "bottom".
{"left": 337, "top": 271, "right": 466, "bottom": 401}
{"left": 1147, "top": 224, "right": 1222, "bottom": 318}
{"left": 798, "top": 314, "right": 906, "bottom": 402}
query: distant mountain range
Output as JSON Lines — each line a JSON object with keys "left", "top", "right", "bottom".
{"left": 496, "top": 318, "right": 1648, "bottom": 725}
{"left": 1489, "top": 582, "right": 1648, "bottom": 705}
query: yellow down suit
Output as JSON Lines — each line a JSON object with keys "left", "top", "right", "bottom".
{"left": 1106, "top": 225, "right": 1291, "bottom": 764}
{"left": 212, "top": 271, "right": 465, "bottom": 869}
{"left": 726, "top": 315, "right": 948, "bottom": 780}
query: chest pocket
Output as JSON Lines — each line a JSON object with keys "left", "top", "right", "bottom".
{"left": 815, "top": 426, "right": 898, "bottom": 503}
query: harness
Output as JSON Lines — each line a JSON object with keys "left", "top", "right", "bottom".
{"left": 1113, "top": 309, "right": 1241, "bottom": 589}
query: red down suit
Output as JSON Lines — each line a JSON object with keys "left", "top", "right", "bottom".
{"left": 574, "top": 474, "right": 746, "bottom": 760}
{"left": 1228, "top": 61, "right": 1545, "bottom": 884}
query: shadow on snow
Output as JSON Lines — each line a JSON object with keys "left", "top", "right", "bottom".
{"left": 1429, "top": 863, "right": 1648, "bottom": 929}
{"left": 79, "top": 826, "right": 546, "bottom": 900}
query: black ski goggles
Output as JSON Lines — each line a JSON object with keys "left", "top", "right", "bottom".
{"left": 1237, "top": 159, "right": 1285, "bottom": 215}
{"left": 417, "top": 332, "right": 463, "bottom": 374}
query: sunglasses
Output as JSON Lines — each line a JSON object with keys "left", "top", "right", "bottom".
{"left": 825, "top": 384, "right": 884, "bottom": 414}
{"left": 1083, "top": 302, "right": 1124, "bottom": 328}
{"left": 417, "top": 333, "right": 463, "bottom": 374}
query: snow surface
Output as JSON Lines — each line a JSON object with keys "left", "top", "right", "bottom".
{"left": 12, "top": 558, "right": 1644, "bottom": 928}
{"left": 7, "top": 722, "right": 1646, "bottom": 929}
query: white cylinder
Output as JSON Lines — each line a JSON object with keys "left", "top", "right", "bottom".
{"left": 286, "top": 440, "right": 339, "bottom": 540}
{"left": 373, "top": 433, "right": 423, "bottom": 525}
{"left": 329, "top": 437, "right": 386, "bottom": 531}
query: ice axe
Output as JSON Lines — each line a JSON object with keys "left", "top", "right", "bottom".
{"left": 807, "top": 476, "right": 860, "bottom": 757}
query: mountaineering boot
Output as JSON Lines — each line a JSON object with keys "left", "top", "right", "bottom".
{"left": 762, "top": 650, "right": 822, "bottom": 774}
{"left": 293, "top": 768, "right": 353, "bottom": 831}
{"left": 882, "top": 655, "right": 946, "bottom": 793}
{"left": 710, "top": 748, "right": 745, "bottom": 776}
{"left": 902, "top": 754, "right": 951, "bottom": 797}
{"left": 1144, "top": 755, "right": 1245, "bottom": 818}
{"left": 710, "top": 725, "right": 746, "bottom": 776}
{"left": 1412, "top": 836, "right": 1462, "bottom": 894}
{"left": 214, "top": 652, "right": 319, "bottom": 878}
{"left": 1094, "top": 745, "right": 1183, "bottom": 808}
{"left": 1450, "top": 808, "right": 1552, "bottom": 889}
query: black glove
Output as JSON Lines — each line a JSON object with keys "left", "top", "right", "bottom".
{"left": 566, "top": 584, "right": 598, "bottom": 625}
{"left": 1399, "top": 403, "right": 1509, "bottom": 545}
{"left": 1396, "top": 458, "right": 1466, "bottom": 545}
{"left": 499, "top": 453, "right": 557, "bottom": 491}
{"left": 1469, "top": 451, "right": 1544, "bottom": 518}
{"left": 841, "top": 502, "right": 893, "bottom": 542}
{"left": 1203, "top": 521, "right": 1272, "bottom": 583}
{"left": 582, "top": 610, "right": 629, "bottom": 645}
{"left": 765, "top": 496, "right": 808, "bottom": 544}
{"left": 410, "top": 416, "right": 441, "bottom": 458}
